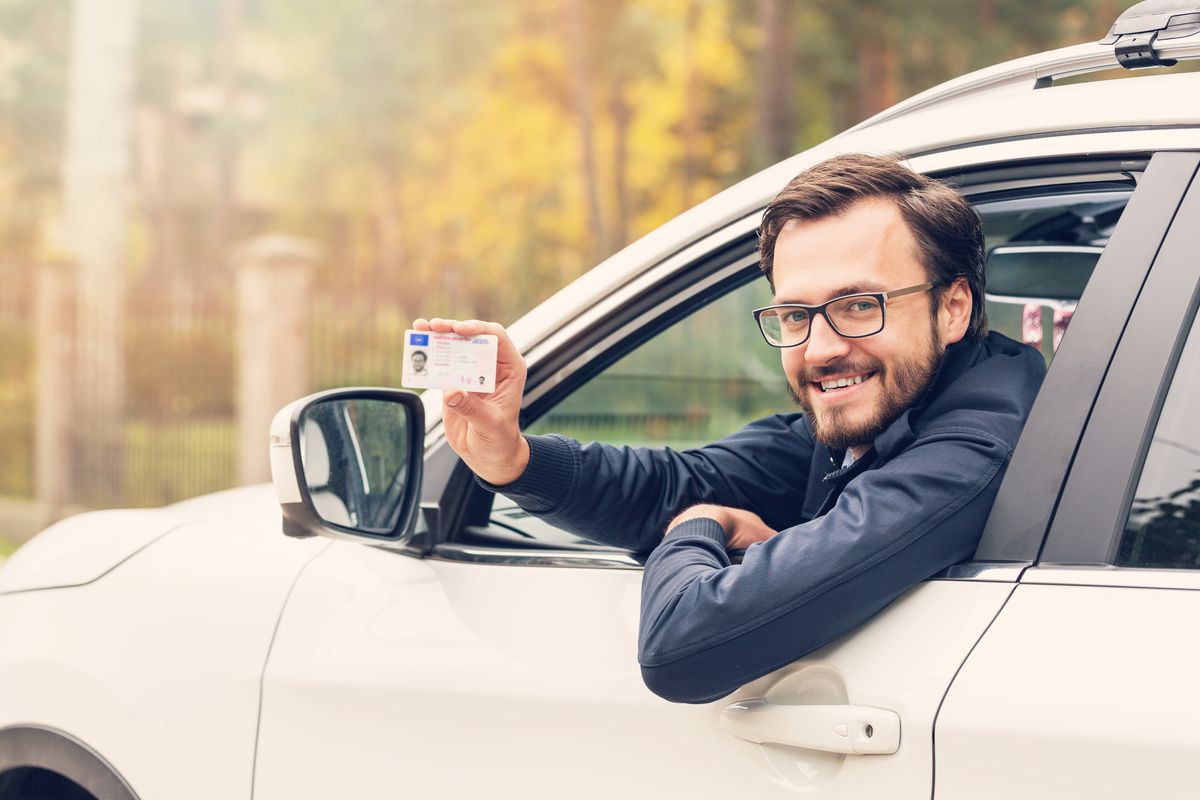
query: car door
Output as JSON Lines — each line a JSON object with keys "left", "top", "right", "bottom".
{"left": 935, "top": 153, "right": 1200, "bottom": 799}
{"left": 251, "top": 149, "right": 1194, "bottom": 799}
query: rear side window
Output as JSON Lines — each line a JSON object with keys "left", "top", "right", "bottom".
{"left": 1118, "top": 310, "right": 1200, "bottom": 569}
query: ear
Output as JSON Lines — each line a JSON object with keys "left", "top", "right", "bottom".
{"left": 938, "top": 277, "right": 972, "bottom": 345}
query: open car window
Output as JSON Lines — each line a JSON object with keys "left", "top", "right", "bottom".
{"left": 475, "top": 174, "right": 1136, "bottom": 550}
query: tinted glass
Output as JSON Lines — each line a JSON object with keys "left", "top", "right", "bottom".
{"left": 1118, "top": 312, "right": 1200, "bottom": 569}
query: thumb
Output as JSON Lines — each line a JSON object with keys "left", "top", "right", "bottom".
{"left": 444, "top": 390, "right": 476, "bottom": 416}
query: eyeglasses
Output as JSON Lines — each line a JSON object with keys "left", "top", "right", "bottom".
{"left": 752, "top": 282, "right": 934, "bottom": 348}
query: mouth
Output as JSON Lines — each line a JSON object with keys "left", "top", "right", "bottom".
{"left": 813, "top": 371, "right": 876, "bottom": 395}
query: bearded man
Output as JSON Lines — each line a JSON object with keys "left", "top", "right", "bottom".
{"left": 413, "top": 153, "right": 1046, "bottom": 704}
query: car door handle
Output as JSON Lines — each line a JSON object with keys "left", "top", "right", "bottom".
{"left": 721, "top": 700, "right": 900, "bottom": 755}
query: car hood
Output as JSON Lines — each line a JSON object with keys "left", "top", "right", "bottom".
{"left": 0, "top": 484, "right": 277, "bottom": 594}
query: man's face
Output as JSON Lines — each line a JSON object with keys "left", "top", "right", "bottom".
{"left": 772, "top": 198, "right": 960, "bottom": 453}
{"left": 412, "top": 353, "right": 427, "bottom": 371}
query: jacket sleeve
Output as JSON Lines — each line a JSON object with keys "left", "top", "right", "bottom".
{"left": 481, "top": 414, "right": 814, "bottom": 552}
{"left": 638, "top": 426, "right": 1011, "bottom": 703}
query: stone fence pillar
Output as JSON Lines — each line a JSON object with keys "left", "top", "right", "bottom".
{"left": 236, "top": 235, "right": 316, "bottom": 486}
{"left": 35, "top": 263, "right": 75, "bottom": 520}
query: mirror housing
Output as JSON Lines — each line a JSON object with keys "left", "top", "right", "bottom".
{"left": 269, "top": 388, "right": 425, "bottom": 543}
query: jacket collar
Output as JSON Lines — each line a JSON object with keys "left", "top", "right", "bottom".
{"left": 814, "top": 333, "right": 1000, "bottom": 469}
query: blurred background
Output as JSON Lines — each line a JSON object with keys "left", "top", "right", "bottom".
{"left": 0, "top": 0, "right": 1125, "bottom": 553}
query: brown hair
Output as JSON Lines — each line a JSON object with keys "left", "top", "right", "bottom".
{"left": 758, "top": 153, "right": 988, "bottom": 340}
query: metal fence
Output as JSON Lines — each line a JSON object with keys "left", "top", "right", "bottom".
{"left": 1, "top": 247, "right": 414, "bottom": 517}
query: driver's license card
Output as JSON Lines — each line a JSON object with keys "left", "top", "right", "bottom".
{"left": 402, "top": 330, "right": 498, "bottom": 393}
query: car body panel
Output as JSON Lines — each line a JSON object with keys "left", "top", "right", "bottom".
{"left": 0, "top": 485, "right": 288, "bottom": 594}
{"left": 0, "top": 491, "right": 327, "bottom": 799}
{"left": 252, "top": 540, "right": 1014, "bottom": 799}
{"left": 936, "top": 580, "right": 1200, "bottom": 799}
{"left": 0, "top": 509, "right": 182, "bottom": 593}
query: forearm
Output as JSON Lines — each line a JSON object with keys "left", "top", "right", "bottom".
{"left": 480, "top": 434, "right": 735, "bottom": 551}
{"left": 478, "top": 415, "right": 815, "bottom": 552}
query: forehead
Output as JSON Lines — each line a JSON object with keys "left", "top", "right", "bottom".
{"left": 771, "top": 198, "right": 926, "bottom": 303}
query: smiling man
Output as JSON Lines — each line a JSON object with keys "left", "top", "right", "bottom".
{"left": 416, "top": 153, "right": 1046, "bottom": 703}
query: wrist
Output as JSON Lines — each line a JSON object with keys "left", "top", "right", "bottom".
{"left": 478, "top": 433, "right": 530, "bottom": 486}
{"left": 668, "top": 504, "right": 728, "bottom": 535}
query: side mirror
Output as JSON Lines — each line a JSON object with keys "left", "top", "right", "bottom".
{"left": 269, "top": 388, "right": 425, "bottom": 543}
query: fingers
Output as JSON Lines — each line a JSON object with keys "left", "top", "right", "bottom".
{"left": 411, "top": 317, "right": 524, "bottom": 367}
{"left": 417, "top": 317, "right": 495, "bottom": 335}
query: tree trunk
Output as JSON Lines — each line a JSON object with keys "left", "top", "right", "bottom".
{"left": 565, "top": 0, "right": 606, "bottom": 267}
{"left": 755, "top": 0, "right": 793, "bottom": 168}
{"left": 682, "top": 0, "right": 702, "bottom": 205}
{"left": 609, "top": 79, "right": 632, "bottom": 247}
{"left": 856, "top": 6, "right": 901, "bottom": 122}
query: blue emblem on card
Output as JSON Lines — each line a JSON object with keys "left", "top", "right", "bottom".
{"left": 409, "top": 333, "right": 429, "bottom": 346}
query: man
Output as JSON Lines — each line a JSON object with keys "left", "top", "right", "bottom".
{"left": 410, "top": 350, "right": 429, "bottom": 375}
{"left": 414, "top": 153, "right": 1046, "bottom": 704}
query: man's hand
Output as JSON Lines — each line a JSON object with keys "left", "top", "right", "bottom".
{"left": 667, "top": 504, "right": 778, "bottom": 551}
{"left": 412, "top": 317, "right": 529, "bottom": 485}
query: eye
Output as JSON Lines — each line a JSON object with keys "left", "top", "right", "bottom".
{"left": 782, "top": 308, "right": 809, "bottom": 325}
{"left": 845, "top": 300, "right": 877, "bottom": 314}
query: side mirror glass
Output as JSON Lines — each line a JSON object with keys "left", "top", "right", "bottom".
{"left": 270, "top": 389, "right": 425, "bottom": 542}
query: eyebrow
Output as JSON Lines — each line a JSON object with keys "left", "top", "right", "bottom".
{"left": 772, "top": 282, "right": 888, "bottom": 305}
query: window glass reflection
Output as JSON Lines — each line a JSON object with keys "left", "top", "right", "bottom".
{"left": 1119, "top": 314, "right": 1200, "bottom": 569}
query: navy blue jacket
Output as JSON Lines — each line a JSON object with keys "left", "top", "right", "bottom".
{"left": 486, "top": 332, "right": 1045, "bottom": 703}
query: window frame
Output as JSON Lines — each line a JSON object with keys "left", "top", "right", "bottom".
{"left": 1037, "top": 151, "right": 1200, "bottom": 568}
{"left": 963, "top": 151, "right": 1200, "bottom": 564}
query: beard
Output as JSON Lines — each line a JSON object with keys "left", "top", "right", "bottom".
{"left": 788, "top": 328, "right": 945, "bottom": 452}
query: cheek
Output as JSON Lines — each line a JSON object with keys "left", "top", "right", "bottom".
{"left": 780, "top": 348, "right": 804, "bottom": 377}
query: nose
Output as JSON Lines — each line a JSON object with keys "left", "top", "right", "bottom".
{"left": 803, "top": 312, "right": 851, "bottom": 366}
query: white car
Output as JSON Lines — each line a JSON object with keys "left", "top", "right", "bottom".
{"left": 4, "top": 3, "right": 1200, "bottom": 798}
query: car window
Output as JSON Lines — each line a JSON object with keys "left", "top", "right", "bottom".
{"left": 1117, "top": 310, "right": 1200, "bottom": 569}
{"left": 976, "top": 187, "right": 1131, "bottom": 365}
{"left": 487, "top": 179, "right": 1135, "bottom": 547}
{"left": 525, "top": 277, "right": 785, "bottom": 449}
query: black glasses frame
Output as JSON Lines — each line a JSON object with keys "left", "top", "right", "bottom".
{"left": 752, "top": 282, "right": 935, "bottom": 348}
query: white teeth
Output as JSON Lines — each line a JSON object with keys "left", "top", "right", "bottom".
{"left": 820, "top": 374, "right": 867, "bottom": 392}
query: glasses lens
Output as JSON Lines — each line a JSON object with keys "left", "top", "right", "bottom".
{"left": 828, "top": 295, "right": 883, "bottom": 337}
{"left": 757, "top": 307, "right": 809, "bottom": 346}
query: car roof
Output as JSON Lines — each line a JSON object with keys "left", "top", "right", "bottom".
{"left": 503, "top": 38, "right": 1200, "bottom": 364}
